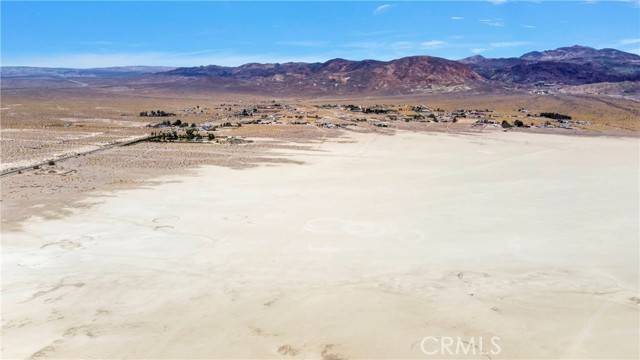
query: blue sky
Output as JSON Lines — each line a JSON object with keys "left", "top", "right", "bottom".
{"left": 2, "top": 1, "right": 639, "bottom": 68}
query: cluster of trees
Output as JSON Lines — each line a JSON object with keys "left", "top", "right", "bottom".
{"left": 151, "top": 129, "right": 215, "bottom": 142}
{"left": 502, "top": 119, "right": 527, "bottom": 128}
{"left": 239, "top": 108, "right": 257, "bottom": 116}
{"left": 221, "top": 121, "right": 241, "bottom": 127}
{"left": 362, "top": 107, "right": 390, "bottom": 114}
{"left": 139, "top": 110, "right": 176, "bottom": 117}
{"left": 539, "top": 112, "right": 572, "bottom": 121}
{"left": 156, "top": 119, "right": 197, "bottom": 127}
{"left": 344, "top": 105, "right": 392, "bottom": 114}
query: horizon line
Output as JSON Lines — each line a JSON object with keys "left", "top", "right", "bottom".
{"left": 1, "top": 45, "right": 638, "bottom": 69}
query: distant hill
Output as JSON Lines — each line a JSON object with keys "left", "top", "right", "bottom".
{"left": 159, "top": 56, "right": 484, "bottom": 95}
{"left": 3, "top": 46, "right": 639, "bottom": 95}
{"left": 520, "top": 45, "right": 640, "bottom": 63}
{"left": 460, "top": 45, "right": 640, "bottom": 85}
{"left": 0, "top": 66, "right": 175, "bottom": 78}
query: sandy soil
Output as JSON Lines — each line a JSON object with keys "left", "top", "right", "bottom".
{"left": 0, "top": 137, "right": 325, "bottom": 230}
{"left": 1, "top": 131, "right": 639, "bottom": 359}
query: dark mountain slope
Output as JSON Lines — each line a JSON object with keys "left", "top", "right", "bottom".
{"left": 161, "top": 56, "right": 484, "bottom": 95}
{"left": 460, "top": 46, "right": 640, "bottom": 85}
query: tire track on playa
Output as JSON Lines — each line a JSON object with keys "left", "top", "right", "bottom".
{"left": 563, "top": 300, "right": 613, "bottom": 358}
{"left": 54, "top": 213, "right": 224, "bottom": 277}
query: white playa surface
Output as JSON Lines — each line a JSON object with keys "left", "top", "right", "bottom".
{"left": 2, "top": 131, "right": 639, "bottom": 359}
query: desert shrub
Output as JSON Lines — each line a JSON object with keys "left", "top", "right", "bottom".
{"left": 172, "top": 119, "right": 182, "bottom": 126}
{"left": 514, "top": 119, "right": 524, "bottom": 127}
{"left": 501, "top": 120, "right": 512, "bottom": 128}
{"left": 539, "top": 112, "right": 571, "bottom": 120}
{"left": 140, "top": 110, "right": 175, "bottom": 117}
{"left": 48, "top": 160, "right": 55, "bottom": 166}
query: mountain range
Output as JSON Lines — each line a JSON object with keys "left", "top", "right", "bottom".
{"left": 2, "top": 45, "right": 639, "bottom": 95}
{"left": 0, "top": 66, "right": 175, "bottom": 78}
{"left": 460, "top": 45, "right": 640, "bottom": 85}
{"left": 159, "top": 56, "right": 483, "bottom": 94}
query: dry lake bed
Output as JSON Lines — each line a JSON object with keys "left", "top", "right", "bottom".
{"left": 2, "top": 131, "right": 638, "bottom": 359}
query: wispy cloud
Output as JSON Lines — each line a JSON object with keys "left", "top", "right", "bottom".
{"left": 468, "top": 40, "right": 531, "bottom": 55}
{"left": 421, "top": 40, "right": 447, "bottom": 49}
{"left": 450, "top": 16, "right": 464, "bottom": 20}
{"left": 373, "top": 4, "right": 393, "bottom": 15}
{"left": 521, "top": 24, "right": 537, "bottom": 29}
{"left": 276, "top": 40, "right": 328, "bottom": 47}
{"left": 343, "top": 39, "right": 447, "bottom": 52}
{"left": 79, "top": 40, "right": 115, "bottom": 46}
{"left": 351, "top": 29, "right": 398, "bottom": 37}
{"left": 620, "top": 38, "right": 640, "bottom": 45}
{"left": 487, "top": 0, "right": 508, "bottom": 4}
{"left": 391, "top": 41, "right": 414, "bottom": 50}
{"left": 342, "top": 41, "right": 383, "bottom": 50}
{"left": 489, "top": 41, "right": 530, "bottom": 48}
{"left": 479, "top": 19, "right": 505, "bottom": 27}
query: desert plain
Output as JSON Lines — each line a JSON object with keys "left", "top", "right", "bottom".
{"left": 1, "top": 87, "right": 639, "bottom": 359}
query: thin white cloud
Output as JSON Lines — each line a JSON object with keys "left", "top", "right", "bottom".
{"left": 620, "top": 38, "right": 640, "bottom": 45}
{"left": 489, "top": 41, "right": 531, "bottom": 48}
{"left": 373, "top": 4, "right": 392, "bottom": 15}
{"left": 467, "top": 40, "right": 531, "bottom": 55}
{"left": 479, "top": 19, "right": 505, "bottom": 27}
{"left": 79, "top": 40, "right": 114, "bottom": 46}
{"left": 487, "top": 0, "right": 508, "bottom": 4}
{"left": 351, "top": 29, "right": 398, "bottom": 37}
{"left": 391, "top": 41, "right": 414, "bottom": 50}
{"left": 276, "top": 40, "right": 328, "bottom": 47}
{"left": 342, "top": 39, "right": 448, "bottom": 52}
{"left": 421, "top": 40, "right": 447, "bottom": 49}
{"left": 450, "top": 16, "right": 464, "bottom": 20}
{"left": 342, "top": 41, "right": 383, "bottom": 50}
{"left": 522, "top": 24, "right": 537, "bottom": 29}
